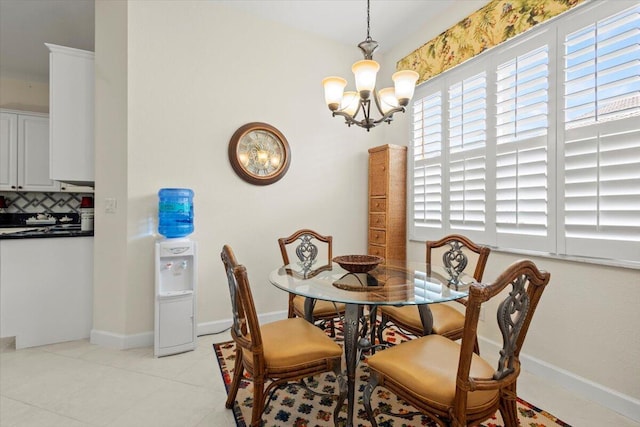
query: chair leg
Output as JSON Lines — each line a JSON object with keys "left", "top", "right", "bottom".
{"left": 250, "top": 378, "right": 265, "bottom": 427}
{"left": 473, "top": 336, "right": 480, "bottom": 355}
{"left": 499, "top": 382, "right": 519, "bottom": 427}
{"left": 225, "top": 349, "right": 244, "bottom": 409}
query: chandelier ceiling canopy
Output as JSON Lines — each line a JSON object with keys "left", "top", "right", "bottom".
{"left": 322, "top": 0, "right": 419, "bottom": 131}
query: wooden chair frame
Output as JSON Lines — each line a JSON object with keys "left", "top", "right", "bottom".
{"left": 377, "top": 234, "right": 490, "bottom": 353}
{"left": 363, "top": 259, "right": 551, "bottom": 427}
{"left": 278, "top": 229, "right": 345, "bottom": 335}
{"left": 221, "top": 245, "right": 345, "bottom": 427}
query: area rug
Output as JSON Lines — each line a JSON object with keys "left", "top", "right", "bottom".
{"left": 214, "top": 327, "right": 571, "bottom": 427}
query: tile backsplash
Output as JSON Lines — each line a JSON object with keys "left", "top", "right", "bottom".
{"left": 0, "top": 192, "right": 91, "bottom": 214}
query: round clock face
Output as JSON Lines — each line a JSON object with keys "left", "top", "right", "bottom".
{"left": 228, "top": 122, "right": 291, "bottom": 185}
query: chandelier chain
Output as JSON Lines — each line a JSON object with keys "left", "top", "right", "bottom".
{"left": 366, "top": 0, "right": 371, "bottom": 40}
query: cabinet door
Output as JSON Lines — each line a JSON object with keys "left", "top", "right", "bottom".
{"left": 48, "top": 44, "right": 94, "bottom": 184}
{"left": 158, "top": 296, "right": 194, "bottom": 348}
{"left": 18, "top": 115, "right": 60, "bottom": 191}
{"left": 0, "top": 112, "right": 18, "bottom": 190}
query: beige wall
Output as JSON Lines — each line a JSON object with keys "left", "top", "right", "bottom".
{"left": 94, "top": 0, "right": 129, "bottom": 337}
{"left": 0, "top": 78, "right": 49, "bottom": 113}
{"left": 381, "top": 0, "right": 640, "bottom": 408}
{"left": 94, "top": 0, "right": 383, "bottom": 340}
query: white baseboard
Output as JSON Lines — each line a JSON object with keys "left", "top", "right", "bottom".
{"left": 196, "top": 310, "right": 287, "bottom": 336}
{"left": 90, "top": 310, "right": 288, "bottom": 350}
{"left": 90, "top": 329, "right": 153, "bottom": 350}
{"left": 479, "top": 336, "right": 640, "bottom": 423}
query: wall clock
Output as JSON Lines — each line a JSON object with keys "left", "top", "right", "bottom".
{"left": 228, "top": 122, "right": 291, "bottom": 185}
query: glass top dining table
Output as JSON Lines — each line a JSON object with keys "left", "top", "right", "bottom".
{"left": 268, "top": 259, "right": 477, "bottom": 427}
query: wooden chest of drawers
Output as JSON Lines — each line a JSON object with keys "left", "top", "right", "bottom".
{"left": 368, "top": 144, "right": 406, "bottom": 262}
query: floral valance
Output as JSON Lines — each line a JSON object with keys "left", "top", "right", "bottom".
{"left": 397, "top": 0, "right": 586, "bottom": 84}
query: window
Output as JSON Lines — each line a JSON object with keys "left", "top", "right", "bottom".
{"left": 410, "top": 1, "right": 640, "bottom": 265}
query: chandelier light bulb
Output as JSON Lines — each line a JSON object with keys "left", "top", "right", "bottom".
{"left": 322, "top": 77, "right": 347, "bottom": 111}
{"left": 340, "top": 91, "right": 360, "bottom": 116}
{"left": 378, "top": 87, "right": 399, "bottom": 114}
{"left": 392, "top": 70, "right": 419, "bottom": 106}
{"left": 352, "top": 59, "right": 380, "bottom": 100}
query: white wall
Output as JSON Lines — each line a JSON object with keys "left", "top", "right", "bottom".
{"left": 380, "top": 0, "right": 640, "bottom": 417}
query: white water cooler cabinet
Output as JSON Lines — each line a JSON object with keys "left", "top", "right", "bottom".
{"left": 154, "top": 239, "right": 197, "bottom": 357}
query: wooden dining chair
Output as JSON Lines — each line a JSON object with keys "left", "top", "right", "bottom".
{"left": 220, "top": 244, "right": 346, "bottom": 427}
{"left": 278, "top": 229, "right": 345, "bottom": 336}
{"left": 377, "top": 234, "right": 490, "bottom": 353}
{"left": 364, "top": 259, "right": 551, "bottom": 427}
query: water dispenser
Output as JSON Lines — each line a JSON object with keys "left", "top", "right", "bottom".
{"left": 154, "top": 239, "right": 197, "bottom": 357}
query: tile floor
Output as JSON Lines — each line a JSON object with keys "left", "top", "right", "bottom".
{"left": 1, "top": 332, "right": 638, "bottom": 427}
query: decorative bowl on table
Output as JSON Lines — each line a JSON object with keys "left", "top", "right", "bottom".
{"left": 332, "top": 255, "right": 384, "bottom": 274}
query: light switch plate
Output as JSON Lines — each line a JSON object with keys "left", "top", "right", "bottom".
{"left": 105, "top": 198, "right": 117, "bottom": 213}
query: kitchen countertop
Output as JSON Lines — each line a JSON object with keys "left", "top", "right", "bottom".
{"left": 0, "top": 213, "right": 92, "bottom": 239}
{"left": 0, "top": 225, "right": 93, "bottom": 239}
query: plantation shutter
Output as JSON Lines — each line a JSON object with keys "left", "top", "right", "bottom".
{"left": 412, "top": 91, "right": 443, "bottom": 232}
{"left": 447, "top": 72, "right": 487, "bottom": 232}
{"left": 561, "top": 4, "right": 640, "bottom": 262}
{"left": 494, "top": 44, "right": 551, "bottom": 251}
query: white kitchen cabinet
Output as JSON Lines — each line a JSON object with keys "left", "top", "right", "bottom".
{"left": 46, "top": 43, "right": 94, "bottom": 186}
{"left": 60, "top": 183, "right": 94, "bottom": 193}
{"left": 0, "top": 110, "right": 60, "bottom": 192}
{"left": 0, "top": 237, "right": 93, "bottom": 349}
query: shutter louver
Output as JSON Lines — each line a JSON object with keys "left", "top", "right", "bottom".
{"left": 562, "top": 4, "right": 640, "bottom": 261}
{"left": 496, "top": 146, "right": 548, "bottom": 236}
{"left": 412, "top": 92, "right": 443, "bottom": 228}
{"left": 565, "top": 4, "right": 640, "bottom": 128}
{"left": 495, "top": 45, "right": 549, "bottom": 240}
{"left": 564, "top": 128, "right": 640, "bottom": 241}
{"left": 448, "top": 72, "right": 487, "bottom": 232}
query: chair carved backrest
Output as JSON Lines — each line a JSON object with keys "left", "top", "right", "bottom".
{"left": 495, "top": 273, "right": 531, "bottom": 380}
{"left": 426, "top": 234, "right": 490, "bottom": 282}
{"left": 278, "top": 229, "right": 332, "bottom": 272}
{"left": 278, "top": 229, "right": 333, "bottom": 318}
{"left": 221, "top": 245, "right": 262, "bottom": 355}
{"left": 454, "top": 259, "right": 550, "bottom": 416}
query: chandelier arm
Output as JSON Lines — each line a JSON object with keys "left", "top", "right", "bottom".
{"left": 363, "top": 99, "right": 371, "bottom": 125}
{"left": 372, "top": 106, "right": 407, "bottom": 125}
{"left": 332, "top": 110, "right": 358, "bottom": 127}
{"left": 332, "top": 111, "right": 369, "bottom": 129}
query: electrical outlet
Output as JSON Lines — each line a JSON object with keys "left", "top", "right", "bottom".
{"left": 105, "top": 198, "right": 117, "bottom": 214}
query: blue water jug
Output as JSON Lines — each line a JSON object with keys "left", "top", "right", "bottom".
{"left": 158, "top": 188, "right": 194, "bottom": 238}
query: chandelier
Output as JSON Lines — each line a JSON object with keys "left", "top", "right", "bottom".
{"left": 322, "top": 0, "right": 419, "bottom": 131}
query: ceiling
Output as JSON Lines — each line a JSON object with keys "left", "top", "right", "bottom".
{"left": 0, "top": 0, "right": 487, "bottom": 83}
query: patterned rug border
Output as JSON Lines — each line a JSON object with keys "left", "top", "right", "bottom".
{"left": 213, "top": 340, "right": 572, "bottom": 427}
